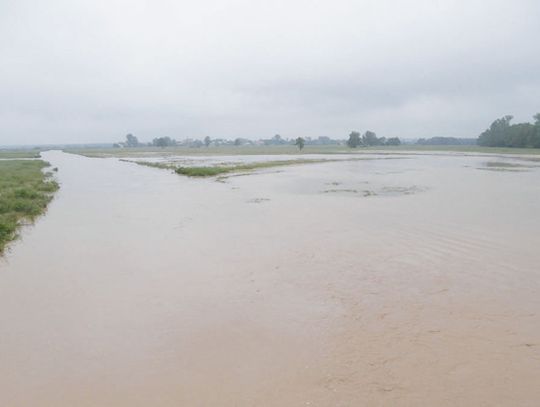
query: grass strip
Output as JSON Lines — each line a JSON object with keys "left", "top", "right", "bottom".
{"left": 0, "top": 150, "right": 41, "bottom": 159}
{"left": 0, "top": 160, "right": 59, "bottom": 252}
{"left": 174, "top": 159, "right": 329, "bottom": 177}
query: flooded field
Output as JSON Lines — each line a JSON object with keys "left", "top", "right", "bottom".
{"left": 1, "top": 151, "right": 539, "bottom": 406}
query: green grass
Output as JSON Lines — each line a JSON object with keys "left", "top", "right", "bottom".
{"left": 0, "top": 150, "right": 41, "bottom": 159}
{"left": 0, "top": 160, "right": 59, "bottom": 253}
{"left": 119, "top": 159, "right": 176, "bottom": 170}
{"left": 175, "top": 166, "right": 234, "bottom": 177}
{"left": 128, "top": 158, "right": 335, "bottom": 177}
{"left": 177, "top": 159, "right": 331, "bottom": 177}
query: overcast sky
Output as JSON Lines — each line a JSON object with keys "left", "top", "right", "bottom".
{"left": 1, "top": 0, "right": 539, "bottom": 145}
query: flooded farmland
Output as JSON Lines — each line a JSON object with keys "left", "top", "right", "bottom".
{"left": 1, "top": 150, "right": 539, "bottom": 406}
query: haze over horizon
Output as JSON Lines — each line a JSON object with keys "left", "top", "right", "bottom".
{"left": 1, "top": 0, "right": 539, "bottom": 146}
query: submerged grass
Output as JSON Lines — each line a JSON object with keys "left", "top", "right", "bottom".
{"left": 119, "top": 159, "right": 176, "bottom": 170}
{"left": 484, "top": 161, "right": 533, "bottom": 168}
{"left": 0, "top": 160, "right": 59, "bottom": 252}
{"left": 128, "top": 157, "right": 407, "bottom": 178}
{"left": 174, "top": 159, "right": 330, "bottom": 177}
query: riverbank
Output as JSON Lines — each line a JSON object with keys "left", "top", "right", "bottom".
{"left": 0, "top": 160, "right": 58, "bottom": 252}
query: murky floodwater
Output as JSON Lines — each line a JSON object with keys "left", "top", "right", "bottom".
{"left": 1, "top": 151, "right": 539, "bottom": 406}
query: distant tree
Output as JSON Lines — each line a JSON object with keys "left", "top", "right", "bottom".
{"left": 347, "top": 131, "right": 361, "bottom": 148}
{"left": 125, "top": 133, "right": 139, "bottom": 147}
{"left": 476, "top": 114, "right": 540, "bottom": 148}
{"left": 478, "top": 114, "right": 540, "bottom": 148}
{"left": 234, "top": 138, "right": 242, "bottom": 146}
{"left": 533, "top": 113, "right": 540, "bottom": 148}
{"left": 204, "top": 136, "right": 211, "bottom": 147}
{"left": 316, "top": 136, "right": 332, "bottom": 145}
{"left": 295, "top": 137, "right": 305, "bottom": 151}
{"left": 362, "top": 130, "right": 379, "bottom": 146}
{"left": 478, "top": 115, "right": 513, "bottom": 147}
{"left": 152, "top": 137, "right": 175, "bottom": 148}
{"left": 153, "top": 137, "right": 167, "bottom": 148}
{"left": 508, "top": 123, "right": 535, "bottom": 147}
{"left": 113, "top": 143, "right": 121, "bottom": 148}
{"left": 262, "top": 134, "right": 288, "bottom": 145}
{"left": 386, "top": 137, "right": 401, "bottom": 146}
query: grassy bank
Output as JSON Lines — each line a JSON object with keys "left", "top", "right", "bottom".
{"left": 0, "top": 160, "right": 59, "bottom": 252}
{"left": 0, "top": 150, "right": 41, "bottom": 159}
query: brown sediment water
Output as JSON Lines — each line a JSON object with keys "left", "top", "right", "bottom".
{"left": 0, "top": 151, "right": 539, "bottom": 406}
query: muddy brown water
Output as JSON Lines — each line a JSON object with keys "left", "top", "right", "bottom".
{"left": 1, "top": 151, "right": 539, "bottom": 406}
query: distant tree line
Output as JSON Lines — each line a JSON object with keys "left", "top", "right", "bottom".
{"left": 112, "top": 114, "right": 540, "bottom": 151}
{"left": 346, "top": 131, "right": 401, "bottom": 148}
{"left": 477, "top": 114, "right": 540, "bottom": 148}
{"left": 261, "top": 134, "right": 346, "bottom": 146}
{"left": 416, "top": 137, "right": 476, "bottom": 146}
{"left": 114, "top": 131, "right": 402, "bottom": 149}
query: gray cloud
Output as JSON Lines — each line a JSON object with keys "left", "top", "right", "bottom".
{"left": 1, "top": 0, "right": 539, "bottom": 145}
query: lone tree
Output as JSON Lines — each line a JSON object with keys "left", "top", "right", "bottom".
{"left": 125, "top": 134, "right": 139, "bottom": 147}
{"left": 272, "top": 134, "right": 285, "bottom": 144}
{"left": 152, "top": 137, "right": 176, "bottom": 148}
{"left": 204, "top": 136, "right": 211, "bottom": 147}
{"left": 386, "top": 137, "right": 401, "bottom": 146}
{"left": 295, "top": 137, "right": 305, "bottom": 151}
{"left": 347, "top": 131, "right": 361, "bottom": 148}
{"left": 362, "top": 130, "right": 379, "bottom": 146}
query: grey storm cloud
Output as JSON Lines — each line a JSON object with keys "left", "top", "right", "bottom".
{"left": 1, "top": 0, "right": 539, "bottom": 145}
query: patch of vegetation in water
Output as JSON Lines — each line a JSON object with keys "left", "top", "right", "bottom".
{"left": 122, "top": 160, "right": 177, "bottom": 170}
{"left": 0, "top": 160, "right": 59, "bottom": 253}
{"left": 176, "top": 166, "right": 233, "bottom": 177}
{"left": 246, "top": 198, "right": 271, "bottom": 203}
{"left": 485, "top": 161, "right": 530, "bottom": 168}
{"left": 322, "top": 189, "right": 376, "bottom": 196}
{"left": 380, "top": 186, "right": 426, "bottom": 195}
{"left": 477, "top": 161, "right": 535, "bottom": 172}
{"left": 125, "top": 156, "right": 412, "bottom": 179}
{"left": 477, "top": 167, "right": 528, "bottom": 172}
{"left": 322, "top": 185, "right": 426, "bottom": 197}
{"left": 174, "top": 159, "right": 330, "bottom": 177}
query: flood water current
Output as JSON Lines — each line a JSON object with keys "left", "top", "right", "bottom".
{"left": 1, "top": 150, "right": 539, "bottom": 406}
